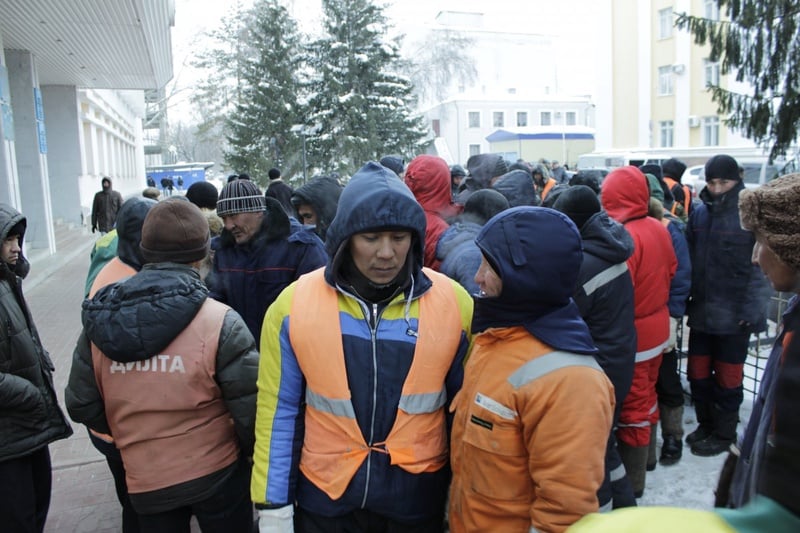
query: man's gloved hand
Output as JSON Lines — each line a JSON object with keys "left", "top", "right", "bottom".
{"left": 258, "top": 505, "right": 294, "bottom": 533}
{"left": 92, "top": 225, "right": 97, "bottom": 234}
{"left": 666, "top": 316, "right": 680, "bottom": 352}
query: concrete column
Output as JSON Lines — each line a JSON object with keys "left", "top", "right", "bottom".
{"left": 41, "top": 85, "right": 83, "bottom": 226}
{"left": 0, "top": 35, "right": 22, "bottom": 208}
{"left": 5, "top": 49, "right": 55, "bottom": 254}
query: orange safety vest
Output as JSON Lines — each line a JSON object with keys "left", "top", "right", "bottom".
{"left": 663, "top": 177, "right": 691, "bottom": 216}
{"left": 540, "top": 178, "right": 556, "bottom": 202}
{"left": 288, "top": 268, "right": 463, "bottom": 500}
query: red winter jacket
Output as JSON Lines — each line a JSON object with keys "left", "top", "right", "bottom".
{"left": 405, "top": 155, "right": 458, "bottom": 270}
{"left": 602, "top": 166, "right": 676, "bottom": 446}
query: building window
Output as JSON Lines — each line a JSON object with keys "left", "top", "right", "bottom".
{"left": 565, "top": 111, "right": 577, "bottom": 126}
{"left": 493, "top": 111, "right": 504, "bottom": 128}
{"left": 704, "top": 0, "right": 720, "bottom": 20}
{"left": 658, "top": 7, "right": 673, "bottom": 39}
{"left": 469, "top": 144, "right": 481, "bottom": 157}
{"left": 540, "top": 111, "right": 552, "bottom": 126}
{"left": 516, "top": 111, "right": 528, "bottom": 127}
{"left": 468, "top": 111, "right": 480, "bottom": 128}
{"left": 659, "top": 120, "right": 674, "bottom": 147}
{"left": 704, "top": 58, "right": 720, "bottom": 87}
{"left": 703, "top": 116, "right": 720, "bottom": 145}
{"left": 658, "top": 66, "right": 674, "bottom": 96}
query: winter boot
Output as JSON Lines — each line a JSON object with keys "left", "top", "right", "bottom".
{"left": 686, "top": 402, "right": 713, "bottom": 445}
{"left": 618, "top": 442, "right": 649, "bottom": 499}
{"left": 691, "top": 409, "right": 738, "bottom": 457}
{"left": 646, "top": 423, "right": 658, "bottom": 472}
{"left": 659, "top": 405, "right": 684, "bottom": 465}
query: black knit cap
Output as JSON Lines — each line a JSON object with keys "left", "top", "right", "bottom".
{"left": 217, "top": 179, "right": 266, "bottom": 217}
{"left": 464, "top": 189, "right": 510, "bottom": 224}
{"left": 552, "top": 185, "right": 601, "bottom": 230}
{"left": 705, "top": 154, "right": 741, "bottom": 181}
{"left": 139, "top": 199, "right": 210, "bottom": 264}
{"left": 185, "top": 181, "right": 219, "bottom": 210}
{"left": 662, "top": 158, "right": 687, "bottom": 180}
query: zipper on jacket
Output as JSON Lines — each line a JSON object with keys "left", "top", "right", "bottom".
{"left": 361, "top": 301, "right": 381, "bottom": 508}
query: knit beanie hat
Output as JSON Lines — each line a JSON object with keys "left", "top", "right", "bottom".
{"left": 185, "top": 181, "right": 219, "bottom": 210}
{"left": 139, "top": 199, "right": 210, "bottom": 264}
{"left": 464, "top": 189, "right": 510, "bottom": 224}
{"left": 705, "top": 154, "right": 741, "bottom": 181}
{"left": 216, "top": 179, "right": 266, "bottom": 217}
{"left": 639, "top": 164, "right": 662, "bottom": 181}
{"left": 662, "top": 158, "right": 687, "bottom": 181}
{"left": 553, "top": 185, "right": 601, "bottom": 230}
{"left": 739, "top": 174, "right": 800, "bottom": 270}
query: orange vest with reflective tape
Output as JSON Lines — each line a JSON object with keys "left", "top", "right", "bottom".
{"left": 663, "top": 177, "right": 691, "bottom": 216}
{"left": 289, "top": 268, "right": 462, "bottom": 500}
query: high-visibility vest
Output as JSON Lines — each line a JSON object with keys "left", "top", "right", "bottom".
{"left": 289, "top": 268, "right": 462, "bottom": 500}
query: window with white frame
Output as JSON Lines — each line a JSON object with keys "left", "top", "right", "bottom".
{"left": 659, "top": 120, "right": 674, "bottom": 147}
{"left": 704, "top": 58, "right": 720, "bottom": 87}
{"left": 704, "top": 0, "right": 720, "bottom": 20}
{"left": 565, "top": 111, "right": 577, "bottom": 126}
{"left": 702, "top": 116, "right": 720, "bottom": 145}
{"left": 493, "top": 111, "right": 504, "bottom": 128}
{"left": 658, "top": 66, "right": 674, "bottom": 96}
{"left": 658, "top": 7, "right": 673, "bottom": 39}
{"left": 469, "top": 144, "right": 481, "bottom": 157}
{"left": 517, "top": 111, "right": 528, "bottom": 127}
{"left": 468, "top": 111, "right": 481, "bottom": 128}
{"left": 540, "top": 111, "right": 552, "bottom": 126}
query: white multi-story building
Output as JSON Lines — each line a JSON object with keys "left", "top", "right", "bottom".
{"left": 0, "top": 0, "right": 173, "bottom": 255}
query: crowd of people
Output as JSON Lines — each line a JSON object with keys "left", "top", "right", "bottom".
{"left": 1, "top": 152, "right": 798, "bottom": 533}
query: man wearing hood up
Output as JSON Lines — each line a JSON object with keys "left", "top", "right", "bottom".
{"left": 448, "top": 206, "right": 615, "bottom": 533}
{"left": 289, "top": 175, "right": 343, "bottom": 242}
{"left": 0, "top": 203, "right": 73, "bottom": 532}
{"left": 251, "top": 161, "right": 473, "bottom": 532}
{"left": 91, "top": 176, "right": 123, "bottom": 234}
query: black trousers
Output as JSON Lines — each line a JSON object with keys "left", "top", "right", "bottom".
{"left": 0, "top": 446, "right": 52, "bottom": 533}
{"left": 656, "top": 349, "right": 685, "bottom": 408}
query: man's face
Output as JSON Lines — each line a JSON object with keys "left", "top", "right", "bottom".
{"left": 706, "top": 178, "right": 737, "bottom": 197}
{"left": 222, "top": 211, "right": 264, "bottom": 244}
{"left": 752, "top": 233, "right": 800, "bottom": 292}
{"left": 1, "top": 234, "right": 21, "bottom": 265}
{"left": 350, "top": 231, "right": 412, "bottom": 285}
{"left": 296, "top": 204, "right": 318, "bottom": 226}
{"left": 474, "top": 254, "right": 502, "bottom": 297}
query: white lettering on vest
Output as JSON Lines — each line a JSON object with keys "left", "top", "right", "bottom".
{"left": 109, "top": 355, "right": 187, "bottom": 374}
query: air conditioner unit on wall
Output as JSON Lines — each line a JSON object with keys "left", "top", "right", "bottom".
{"left": 672, "top": 64, "right": 686, "bottom": 75}
{"left": 688, "top": 116, "right": 701, "bottom": 128}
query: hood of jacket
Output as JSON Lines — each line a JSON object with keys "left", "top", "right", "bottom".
{"left": 491, "top": 169, "right": 540, "bottom": 207}
{"left": 404, "top": 155, "right": 455, "bottom": 215}
{"left": 436, "top": 220, "right": 482, "bottom": 262}
{"left": 473, "top": 206, "right": 596, "bottom": 354}
{"left": 601, "top": 166, "right": 650, "bottom": 224}
{"left": 290, "top": 175, "right": 343, "bottom": 240}
{"left": 0, "top": 203, "right": 30, "bottom": 280}
{"left": 115, "top": 197, "right": 157, "bottom": 270}
{"left": 466, "top": 153, "right": 508, "bottom": 189}
{"left": 580, "top": 211, "right": 635, "bottom": 265}
{"left": 82, "top": 264, "right": 208, "bottom": 362}
{"left": 325, "top": 161, "right": 426, "bottom": 283}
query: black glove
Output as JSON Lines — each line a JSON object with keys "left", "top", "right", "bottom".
{"left": 714, "top": 450, "right": 738, "bottom": 507}
{"left": 91, "top": 225, "right": 97, "bottom": 234}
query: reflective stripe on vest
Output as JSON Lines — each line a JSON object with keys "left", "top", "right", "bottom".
{"left": 289, "top": 268, "right": 462, "bottom": 500}
{"left": 508, "top": 351, "right": 602, "bottom": 389}
{"left": 582, "top": 262, "right": 628, "bottom": 297}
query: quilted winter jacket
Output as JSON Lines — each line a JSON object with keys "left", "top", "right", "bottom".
{"left": 686, "top": 183, "right": 772, "bottom": 334}
{"left": 0, "top": 205, "right": 72, "bottom": 462}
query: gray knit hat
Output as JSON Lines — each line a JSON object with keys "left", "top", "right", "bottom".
{"left": 739, "top": 173, "right": 800, "bottom": 270}
{"left": 216, "top": 179, "right": 266, "bottom": 217}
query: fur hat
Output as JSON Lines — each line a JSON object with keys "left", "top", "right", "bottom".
{"left": 662, "top": 158, "right": 687, "bottom": 181}
{"left": 553, "top": 185, "right": 601, "bottom": 230}
{"left": 739, "top": 174, "right": 800, "bottom": 270}
{"left": 217, "top": 179, "right": 266, "bottom": 217}
{"left": 140, "top": 199, "right": 210, "bottom": 264}
{"left": 186, "top": 181, "right": 219, "bottom": 210}
{"left": 705, "top": 154, "right": 741, "bottom": 181}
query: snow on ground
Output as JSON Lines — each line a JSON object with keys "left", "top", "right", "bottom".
{"left": 638, "top": 396, "right": 755, "bottom": 510}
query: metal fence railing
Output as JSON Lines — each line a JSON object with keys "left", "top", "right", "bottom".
{"left": 677, "top": 291, "right": 793, "bottom": 401}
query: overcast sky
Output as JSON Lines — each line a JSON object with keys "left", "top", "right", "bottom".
{"left": 168, "top": 0, "right": 602, "bottom": 122}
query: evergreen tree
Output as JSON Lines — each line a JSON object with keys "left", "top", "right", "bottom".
{"left": 676, "top": 1, "right": 800, "bottom": 160}
{"left": 305, "top": 0, "right": 429, "bottom": 176}
{"left": 225, "top": 0, "right": 305, "bottom": 183}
